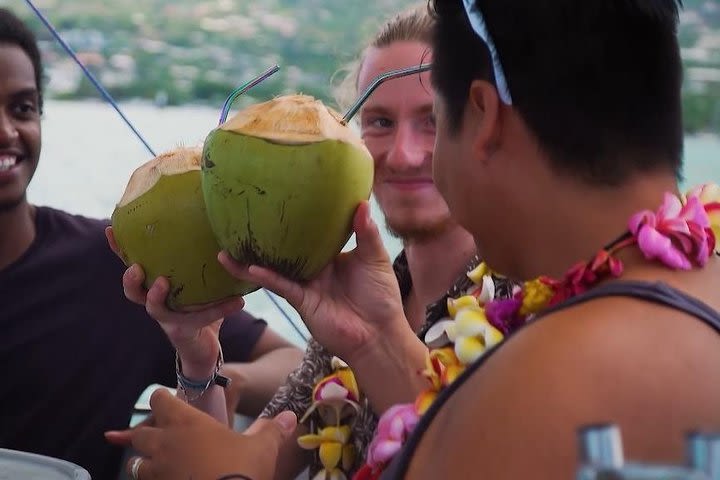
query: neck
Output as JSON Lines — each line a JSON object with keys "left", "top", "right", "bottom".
{"left": 492, "top": 169, "right": 680, "bottom": 281}
{"left": 0, "top": 201, "right": 36, "bottom": 271}
{"left": 403, "top": 224, "right": 477, "bottom": 329}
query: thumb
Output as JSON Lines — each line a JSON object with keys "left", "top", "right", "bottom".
{"left": 105, "top": 226, "right": 125, "bottom": 262}
{"left": 243, "top": 411, "right": 297, "bottom": 443}
{"left": 149, "top": 387, "right": 197, "bottom": 426}
{"left": 353, "top": 201, "right": 389, "bottom": 264}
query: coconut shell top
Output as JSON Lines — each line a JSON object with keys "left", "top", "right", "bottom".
{"left": 117, "top": 146, "right": 202, "bottom": 208}
{"left": 221, "top": 94, "right": 369, "bottom": 151}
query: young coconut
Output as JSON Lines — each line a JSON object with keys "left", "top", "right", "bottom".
{"left": 111, "top": 147, "right": 257, "bottom": 310}
{"left": 201, "top": 94, "right": 374, "bottom": 281}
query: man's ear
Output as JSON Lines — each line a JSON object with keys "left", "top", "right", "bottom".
{"left": 467, "top": 80, "right": 501, "bottom": 162}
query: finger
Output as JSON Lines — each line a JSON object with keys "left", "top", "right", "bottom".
{"left": 105, "top": 226, "right": 124, "bottom": 261}
{"left": 126, "top": 456, "right": 155, "bottom": 480}
{"left": 217, "top": 251, "right": 252, "bottom": 280}
{"left": 353, "top": 201, "right": 390, "bottom": 264}
{"left": 181, "top": 296, "right": 245, "bottom": 314}
{"left": 144, "top": 276, "right": 171, "bottom": 315}
{"left": 149, "top": 387, "right": 197, "bottom": 427}
{"left": 145, "top": 277, "right": 245, "bottom": 329}
{"left": 128, "top": 426, "right": 162, "bottom": 456}
{"left": 243, "top": 411, "right": 297, "bottom": 446}
{"left": 104, "top": 430, "right": 134, "bottom": 447}
{"left": 183, "top": 296, "right": 246, "bottom": 325}
{"left": 219, "top": 251, "right": 306, "bottom": 311}
{"left": 104, "top": 415, "right": 156, "bottom": 446}
{"left": 123, "top": 264, "right": 149, "bottom": 305}
{"left": 244, "top": 411, "right": 297, "bottom": 436}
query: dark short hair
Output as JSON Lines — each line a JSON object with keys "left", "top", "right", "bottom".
{"left": 0, "top": 8, "right": 44, "bottom": 112}
{"left": 429, "top": 0, "right": 684, "bottom": 185}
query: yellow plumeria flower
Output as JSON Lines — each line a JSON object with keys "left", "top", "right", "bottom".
{"left": 415, "top": 346, "right": 467, "bottom": 415}
{"left": 298, "top": 425, "right": 352, "bottom": 449}
{"left": 299, "top": 425, "right": 354, "bottom": 478}
{"left": 447, "top": 295, "right": 481, "bottom": 318}
{"left": 415, "top": 389, "right": 438, "bottom": 415}
{"left": 420, "top": 351, "right": 443, "bottom": 392}
{"left": 452, "top": 309, "right": 489, "bottom": 337}
{"left": 430, "top": 347, "right": 465, "bottom": 385}
{"left": 454, "top": 336, "right": 486, "bottom": 366}
{"left": 520, "top": 278, "right": 555, "bottom": 316}
{"left": 430, "top": 346, "right": 459, "bottom": 366}
{"left": 466, "top": 262, "right": 491, "bottom": 283}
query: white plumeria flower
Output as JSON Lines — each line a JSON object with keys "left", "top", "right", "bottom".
{"left": 445, "top": 309, "right": 504, "bottom": 365}
{"left": 477, "top": 275, "right": 495, "bottom": 304}
{"left": 319, "top": 382, "right": 350, "bottom": 401}
{"left": 330, "top": 356, "right": 349, "bottom": 369}
{"left": 424, "top": 318, "right": 455, "bottom": 349}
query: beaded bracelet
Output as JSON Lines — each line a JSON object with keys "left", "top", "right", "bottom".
{"left": 175, "top": 346, "right": 231, "bottom": 403}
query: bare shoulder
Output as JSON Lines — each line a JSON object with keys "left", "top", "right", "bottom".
{"left": 515, "top": 287, "right": 720, "bottom": 378}
{"left": 407, "top": 285, "right": 720, "bottom": 479}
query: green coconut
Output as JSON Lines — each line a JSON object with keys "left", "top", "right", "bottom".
{"left": 111, "top": 147, "right": 257, "bottom": 310}
{"left": 201, "top": 94, "right": 374, "bottom": 281}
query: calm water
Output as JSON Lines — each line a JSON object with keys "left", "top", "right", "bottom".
{"left": 27, "top": 100, "right": 720, "bottom": 344}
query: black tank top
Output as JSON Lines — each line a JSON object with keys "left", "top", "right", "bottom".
{"left": 381, "top": 280, "right": 720, "bottom": 479}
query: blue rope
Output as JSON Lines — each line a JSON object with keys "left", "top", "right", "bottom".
{"left": 24, "top": 0, "right": 309, "bottom": 343}
{"left": 23, "top": 0, "right": 156, "bottom": 157}
{"left": 263, "top": 290, "right": 309, "bottom": 342}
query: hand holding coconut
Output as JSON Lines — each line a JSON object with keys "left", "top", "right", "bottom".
{"left": 220, "top": 201, "right": 429, "bottom": 412}
{"left": 107, "top": 219, "right": 244, "bottom": 424}
{"left": 106, "top": 226, "right": 244, "bottom": 362}
{"left": 108, "top": 146, "right": 257, "bottom": 376}
{"left": 202, "top": 94, "right": 427, "bottom": 411}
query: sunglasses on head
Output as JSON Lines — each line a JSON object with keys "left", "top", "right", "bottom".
{"left": 462, "top": 0, "right": 513, "bottom": 105}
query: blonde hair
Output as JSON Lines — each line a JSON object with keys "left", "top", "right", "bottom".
{"left": 332, "top": 4, "right": 434, "bottom": 115}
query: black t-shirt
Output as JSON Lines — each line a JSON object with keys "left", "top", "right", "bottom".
{"left": 0, "top": 206, "right": 267, "bottom": 479}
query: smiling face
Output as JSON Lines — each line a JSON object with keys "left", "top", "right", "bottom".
{"left": 358, "top": 41, "right": 453, "bottom": 241}
{"left": 0, "top": 44, "right": 41, "bottom": 212}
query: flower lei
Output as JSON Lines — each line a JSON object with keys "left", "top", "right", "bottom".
{"left": 348, "top": 184, "right": 720, "bottom": 480}
{"left": 297, "top": 357, "right": 362, "bottom": 480}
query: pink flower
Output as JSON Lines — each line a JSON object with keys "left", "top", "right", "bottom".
{"left": 366, "top": 403, "right": 419, "bottom": 468}
{"left": 629, "top": 192, "right": 713, "bottom": 270}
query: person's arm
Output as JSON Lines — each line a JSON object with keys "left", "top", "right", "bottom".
{"left": 223, "top": 329, "right": 304, "bottom": 417}
{"left": 128, "top": 269, "right": 241, "bottom": 426}
{"left": 106, "top": 226, "right": 243, "bottom": 426}
{"left": 406, "top": 296, "right": 720, "bottom": 479}
{"left": 343, "top": 316, "right": 429, "bottom": 413}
